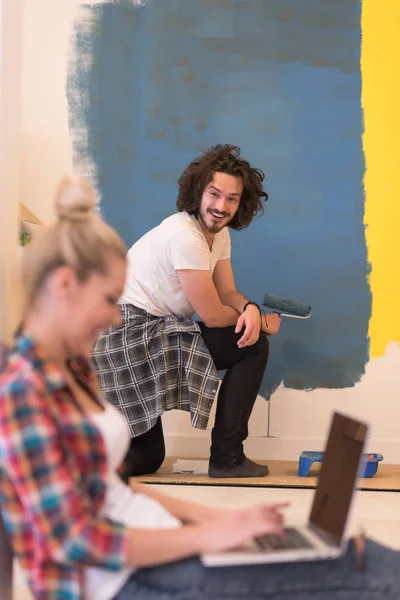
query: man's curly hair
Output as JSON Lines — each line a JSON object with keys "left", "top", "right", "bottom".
{"left": 176, "top": 144, "right": 268, "bottom": 230}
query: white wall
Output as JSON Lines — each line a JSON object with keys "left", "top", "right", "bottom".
{"left": 20, "top": 0, "right": 76, "bottom": 225}
{"left": 17, "top": 0, "right": 400, "bottom": 463}
{"left": 0, "top": 0, "right": 23, "bottom": 345}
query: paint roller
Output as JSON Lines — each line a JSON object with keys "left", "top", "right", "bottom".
{"left": 263, "top": 293, "right": 311, "bottom": 319}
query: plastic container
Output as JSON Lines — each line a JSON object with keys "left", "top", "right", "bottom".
{"left": 298, "top": 451, "right": 383, "bottom": 478}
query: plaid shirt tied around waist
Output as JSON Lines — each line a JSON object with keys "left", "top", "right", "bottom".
{"left": 90, "top": 304, "right": 220, "bottom": 437}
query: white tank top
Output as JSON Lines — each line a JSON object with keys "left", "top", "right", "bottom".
{"left": 84, "top": 401, "right": 180, "bottom": 600}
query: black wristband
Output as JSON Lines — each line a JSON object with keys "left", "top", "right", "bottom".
{"left": 242, "top": 301, "right": 260, "bottom": 314}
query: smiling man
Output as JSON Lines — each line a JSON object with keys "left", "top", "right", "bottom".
{"left": 91, "top": 144, "right": 281, "bottom": 479}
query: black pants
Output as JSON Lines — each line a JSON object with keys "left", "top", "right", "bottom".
{"left": 123, "top": 325, "right": 269, "bottom": 476}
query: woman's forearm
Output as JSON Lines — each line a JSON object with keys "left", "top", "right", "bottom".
{"left": 125, "top": 525, "right": 202, "bottom": 567}
{"left": 125, "top": 502, "right": 287, "bottom": 568}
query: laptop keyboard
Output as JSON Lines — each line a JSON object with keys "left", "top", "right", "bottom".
{"left": 255, "top": 527, "right": 314, "bottom": 552}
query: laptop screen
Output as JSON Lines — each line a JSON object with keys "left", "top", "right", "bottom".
{"left": 308, "top": 412, "right": 368, "bottom": 545}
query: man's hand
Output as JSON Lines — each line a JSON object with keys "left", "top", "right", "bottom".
{"left": 235, "top": 304, "right": 261, "bottom": 348}
{"left": 261, "top": 313, "right": 281, "bottom": 336}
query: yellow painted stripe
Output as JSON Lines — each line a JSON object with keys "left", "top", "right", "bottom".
{"left": 362, "top": 0, "right": 400, "bottom": 358}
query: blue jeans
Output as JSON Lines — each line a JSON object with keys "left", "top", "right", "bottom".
{"left": 113, "top": 539, "right": 399, "bottom": 599}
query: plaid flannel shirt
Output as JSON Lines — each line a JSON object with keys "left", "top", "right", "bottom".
{"left": 0, "top": 335, "right": 129, "bottom": 600}
{"left": 91, "top": 304, "right": 220, "bottom": 437}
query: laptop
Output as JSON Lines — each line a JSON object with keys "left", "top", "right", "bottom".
{"left": 201, "top": 411, "right": 368, "bottom": 567}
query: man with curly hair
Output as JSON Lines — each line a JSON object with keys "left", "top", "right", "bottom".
{"left": 91, "top": 145, "right": 281, "bottom": 479}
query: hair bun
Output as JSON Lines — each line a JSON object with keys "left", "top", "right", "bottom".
{"left": 55, "top": 176, "right": 97, "bottom": 223}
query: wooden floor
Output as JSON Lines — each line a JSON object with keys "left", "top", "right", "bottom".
{"left": 133, "top": 457, "right": 400, "bottom": 491}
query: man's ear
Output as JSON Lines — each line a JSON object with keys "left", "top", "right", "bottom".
{"left": 47, "top": 266, "right": 78, "bottom": 300}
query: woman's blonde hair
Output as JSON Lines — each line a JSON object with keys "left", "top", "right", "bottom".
{"left": 22, "top": 177, "right": 127, "bottom": 308}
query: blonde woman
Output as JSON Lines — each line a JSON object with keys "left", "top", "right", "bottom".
{"left": 0, "top": 178, "right": 398, "bottom": 600}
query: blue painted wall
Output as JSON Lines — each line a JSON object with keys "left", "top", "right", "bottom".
{"left": 68, "top": 0, "right": 369, "bottom": 398}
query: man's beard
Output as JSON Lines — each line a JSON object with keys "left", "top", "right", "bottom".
{"left": 198, "top": 208, "right": 231, "bottom": 233}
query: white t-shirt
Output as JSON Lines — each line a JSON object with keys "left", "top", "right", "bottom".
{"left": 120, "top": 211, "right": 231, "bottom": 318}
{"left": 84, "top": 401, "right": 180, "bottom": 600}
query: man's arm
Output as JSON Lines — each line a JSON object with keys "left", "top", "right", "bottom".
{"left": 176, "top": 269, "right": 239, "bottom": 328}
{"left": 212, "top": 258, "right": 261, "bottom": 347}
{"left": 212, "top": 258, "right": 249, "bottom": 312}
{"left": 177, "top": 261, "right": 261, "bottom": 347}
{"left": 213, "top": 259, "right": 281, "bottom": 338}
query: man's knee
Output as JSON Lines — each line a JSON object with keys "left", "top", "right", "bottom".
{"left": 246, "top": 331, "right": 269, "bottom": 366}
{"left": 256, "top": 331, "right": 269, "bottom": 357}
{"left": 124, "top": 438, "right": 165, "bottom": 477}
{"left": 145, "top": 446, "right": 166, "bottom": 474}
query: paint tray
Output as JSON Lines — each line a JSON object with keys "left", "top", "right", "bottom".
{"left": 298, "top": 451, "right": 383, "bottom": 478}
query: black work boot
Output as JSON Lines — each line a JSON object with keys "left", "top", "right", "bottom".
{"left": 208, "top": 456, "right": 269, "bottom": 478}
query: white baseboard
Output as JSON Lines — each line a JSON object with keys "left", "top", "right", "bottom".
{"left": 165, "top": 434, "right": 400, "bottom": 464}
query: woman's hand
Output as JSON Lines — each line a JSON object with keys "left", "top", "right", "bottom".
{"left": 197, "top": 503, "right": 288, "bottom": 553}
